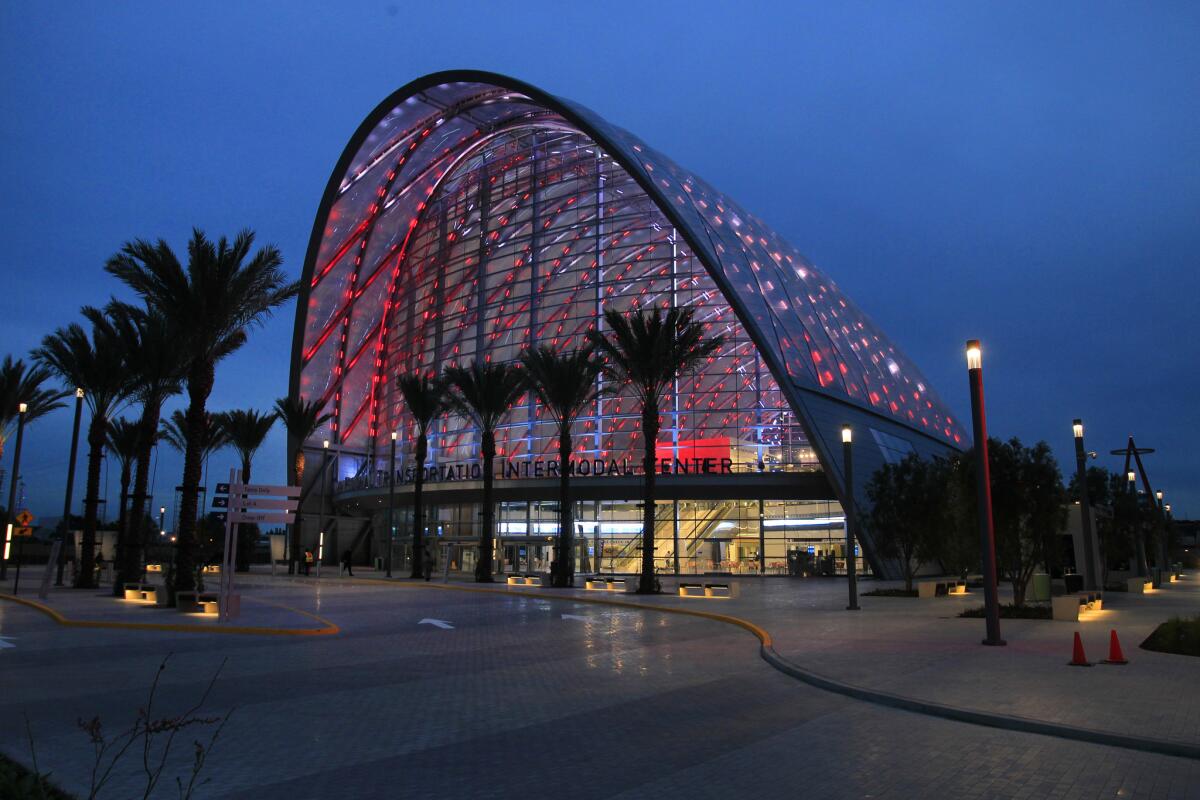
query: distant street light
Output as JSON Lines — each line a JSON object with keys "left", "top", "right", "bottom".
{"left": 386, "top": 431, "right": 397, "bottom": 578}
{"left": 1128, "top": 471, "right": 1148, "bottom": 577}
{"left": 966, "top": 340, "right": 1004, "bottom": 646}
{"left": 842, "top": 424, "right": 859, "bottom": 611}
{"left": 1072, "top": 419, "right": 1098, "bottom": 590}
{"left": 2, "top": 402, "right": 28, "bottom": 582}
{"left": 56, "top": 388, "right": 85, "bottom": 586}
{"left": 159, "top": 505, "right": 167, "bottom": 538}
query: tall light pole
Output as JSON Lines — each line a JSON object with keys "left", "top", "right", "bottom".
{"left": 386, "top": 431, "right": 397, "bottom": 578}
{"left": 55, "top": 388, "right": 85, "bottom": 585}
{"left": 1129, "top": 470, "right": 1147, "bottom": 577}
{"left": 1072, "top": 420, "right": 1098, "bottom": 590}
{"left": 842, "top": 424, "right": 859, "bottom": 611}
{"left": 966, "top": 341, "right": 1004, "bottom": 646}
{"left": 2, "top": 403, "right": 28, "bottom": 582}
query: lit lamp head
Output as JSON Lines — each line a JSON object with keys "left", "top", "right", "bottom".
{"left": 1072, "top": 419, "right": 1083, "bottom": 440}
{"left": 965, "top": 340, "right": 982, "bottom": 370}
{"left": 75, "top": 387, "right": 84, "bottom": 399}
{"left": 159, "top": 506, "right": 166, "bottom": 515}
{"left": 1156, "top": 490, "right": 1163, "bottom": 502}
{"left": 18, "top": 402, "right": 27, "bottom": 414}
{"left": 323, "top": 439, "right": 330, "bottom": 450}
{"left": 1165, "top": 503, "right": 1171, "bottom": 513}
{"left": 1127, "top": 471, "right": 1136, "bottom": 484}
{"left": 841, "top": 425, "right": 852, "bottom": 445}
{"left": 391, "top": 431, "right": 398, "bottom": 441}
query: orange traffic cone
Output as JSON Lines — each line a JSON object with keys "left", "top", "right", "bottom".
{"left": 1069, "top": 631, "right": 1093, "bottom": 666}
{"left": 1102, "top": 629, "right": 1129, "bottom": 665}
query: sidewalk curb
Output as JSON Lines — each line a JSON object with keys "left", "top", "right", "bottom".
{"left": 0, "top": 592, "right": 340, "bottom": 637}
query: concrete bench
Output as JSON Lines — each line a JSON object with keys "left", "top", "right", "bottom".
{"left": 506, "top": 574, "right": 544, "bottom": 587}
{"left": 585, "top": 578, "right": 628, "bottom": 592}
{"left": 1126, "top": 577, "right": 1153, "bottom": 594}
{"left": 917, "top": 580, "right": 966, "bottom": 599}
{"left": 1052, "top": 591, "right": 1103, "bottom": 621}
{"left": 122, "top": 583, "right": 162, "bottom": 604}
{"left": 175, "top": 591, "right": 220, "bottom": 614}
{"left": 678, "top": 582, "right": 736, "bottom": 599}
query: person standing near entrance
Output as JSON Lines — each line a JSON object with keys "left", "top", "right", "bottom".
{"left": 340, "top": 548, "right": 354, "bottom": 577}
{"left": 423, "top": 540, "right": 435, "bottom": 581}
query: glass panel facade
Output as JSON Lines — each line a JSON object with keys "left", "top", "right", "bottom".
{"left": 369, "top": 498, "right": 863, "bottom": 578}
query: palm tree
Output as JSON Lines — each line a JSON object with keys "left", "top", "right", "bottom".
{"left": 395, "top": 374, "right": 445, "bottom": 580}
{"left": 0, "top": 356, "right": 67, "bottom": 464}
{"left": 586, "top": 308, "right": 724, "bottom": 593}
{"left": 105, "top": 229, "right": 297, "bottom": 593}
{"left": 274, "top": 396, "right": 332, "bottom": 573}
{"left": 106, "top": 302, "right": 182, "bottom": 593}
{"left": 519, "top": 347, "right": 602, "bottom": 588}
{"left": 35, "top": 309, "right": 132, "bottom": 588}
{"left": 215, "top": 409, "right": 276, "bottom": 572}
{"left": 443, "top": 361, "right": 526, "bottom": 582}
{"left": 105, "top": 417, "right": 141, "bottom": 595}
{"left": 159, "top": 409, "right": 230, "bottom": 465}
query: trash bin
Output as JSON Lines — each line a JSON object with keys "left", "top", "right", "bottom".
{"left": 1031, "top": 572, "right": 1051, "bottom": 601}
{"left": 373, "top": 557, "right": 383, "bottom": 571}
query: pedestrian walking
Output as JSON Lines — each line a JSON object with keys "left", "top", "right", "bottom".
{"left": 303, "top": 549, "right": 313, "bottom": 576}
{"left": 341, "top": 548, "right": 354, "bottom": 577}
{"left": 423, "top": 540, "right": 435, "bottom": 581}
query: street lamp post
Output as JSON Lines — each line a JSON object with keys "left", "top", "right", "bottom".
{"left": 316, "top": 440, "right": 330, "bottom": 579}
{"left": 55, "top": 388, "right": 85, "bottom": 585}
{"left": 1072, "top": 420, "right": 1098, "bottom": 591}
{"left": 1129, "top": 471, "right": 1148, "bottom": 577}
{"left": 2, "top": 403, "right": 28, "bottom": 582}
{"left": 966, "top": 341, "right": 1004, "bottom": 646}
{"left": 386, "top": 431, "right": 397, "bottom": 578}
{"left": 1154, "top": 490, "right": 1168, "bottom": 585}
{"left": 842, "top": 424, "right": 859, "bottom": 611}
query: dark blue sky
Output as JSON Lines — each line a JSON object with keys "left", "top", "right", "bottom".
{"left": 2, "top": 2, "right": 1197, "bottom": 523}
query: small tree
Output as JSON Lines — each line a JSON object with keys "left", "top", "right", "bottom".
{"left": 988, "top": 438, "right": 1067, "bottom": 606}
{"left": 273, "top": 396, "right": 332, "bottom": 574}
{"left": 105, "top": 417, "right": 142, "bottom": 595}
{"left": 215, "top": 409, "right": 276, "bottom": 571}
{"left": 863, "top": 453, "right": 942, "bottom": 591}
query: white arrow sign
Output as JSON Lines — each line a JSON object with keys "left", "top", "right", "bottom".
{"left": 418, "top": 618, "right": 454, "bottom": 630}
{"left": 0, "top": 636, "right": 15, "bottom": 650}
{"left": 229, "top": 511, "right": 296, "bottom": 525}
{"left": 561, "top": 614, "right": 590, "bottom": 622}
{"left": 230, "top": 484, "right": 301, "bottom": 498}
{"left": 232, "top": 497, "right": 299, "bottom": 511}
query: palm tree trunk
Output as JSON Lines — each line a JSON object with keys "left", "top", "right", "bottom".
{"left": 410, "top": 433, "right": 427, "bottom": 579}
{"left": 287, "top": 448, "right": 304, "bottom": 574}
{"left": 476, "top": 430, "right": 496, "bottom": 582}
{"left": 120, "top": 400, "right": 162, "bottom": 593}
{"left": 555, "top": 425, "right": 573, "bottom": 588}
{"left": 75, "top": 419, "right": 106, "bottom": 589}
{"left": 174, "top": 361, "right": 214, "bottom": 594}
{"left": 237, "top": 455, "right": 252, "bottom": 572}
{"left": 639, "top": 401, "right": 659, "bottom": 594}
{"left": 111, "top": 461, "right": 132, "bottom": 596}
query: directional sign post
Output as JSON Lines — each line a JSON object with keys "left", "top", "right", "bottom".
{"left": 213, "top": 473, "right": 300, "bottom": 622}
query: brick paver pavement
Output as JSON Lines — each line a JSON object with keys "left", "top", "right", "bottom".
{"left": 1, "top": 576, "right": 1198, "bottom": 799}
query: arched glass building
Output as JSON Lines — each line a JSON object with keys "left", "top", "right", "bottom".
{"left": 289, "top": 70, "right": 964, "bottom": 579}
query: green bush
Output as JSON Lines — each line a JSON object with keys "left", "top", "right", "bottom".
{"left": 958, "top": 603, "right": 1052, "bottom": 620}
{"left": 1141, "top": 616, "right": 1200, "bottom": 657}
{"left": 862, "top": 588, "right": 919, "bottom": 598}
{"left": 0, "top": 752, "right": 72, "bottom": 799}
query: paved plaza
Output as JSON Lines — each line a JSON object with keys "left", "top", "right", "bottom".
{"left": 1, "top": 573, "right": 1199, "bottom": 799}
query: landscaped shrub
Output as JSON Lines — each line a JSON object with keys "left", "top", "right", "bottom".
{"left": 1141, "top": 616, "right": 1200, "bottom": 657}
{"left": 958, "top": 603, "right": 1052, "bottom": 620}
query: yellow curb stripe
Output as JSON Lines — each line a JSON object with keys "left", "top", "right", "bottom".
{"left": 0, "top": 592, "right": 339, "bottom": 637}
